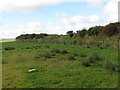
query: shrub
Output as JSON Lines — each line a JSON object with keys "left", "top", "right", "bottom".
{"left": 51, "top": 49, "right": 60, "bottom": 53}
{"left": 82, "top": 59, "right": 91, "bottom": 67}
{"left": 104, "top": 60, "right": 116, "bottom": 71}
{"left": 4, "top": 47, "right": 15, "bottom": 50}
{"left": 68, "top": 56, "right": 76, "bottom": 60}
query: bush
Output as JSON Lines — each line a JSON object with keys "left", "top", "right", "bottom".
{"left": 104, "top": 60, "right": 116, "bottom": 71}
{"left": 51, "top": 49, "right": 60, "bottom": 53}
{"left": 68, "top": 56, "right": 76, "bottom": 60}
{"left": 4, "top": 47, "right": 15, "bottom": 50}
{"left": 82, "top": 59, "right": 91, "bottom": 67}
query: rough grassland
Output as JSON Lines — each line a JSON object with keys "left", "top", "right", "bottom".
{"left": 1, "top": 41, "right": 118, "bottom": 88}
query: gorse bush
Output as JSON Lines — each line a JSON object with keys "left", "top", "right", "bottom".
{"left": 104, "top": 60, "right": 116, "bottom": 72}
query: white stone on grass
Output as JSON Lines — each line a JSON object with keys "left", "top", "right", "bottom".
{"left": 28, "top": 69, "right": 36, "bottom": 72}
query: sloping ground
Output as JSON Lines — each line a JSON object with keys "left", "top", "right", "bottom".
{"left": 2, "top": 41, "right": 119, "bottom": 88}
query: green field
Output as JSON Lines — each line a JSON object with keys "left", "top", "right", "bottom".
{"left": 1, "top": 41, "right": 119, "bottom": 88}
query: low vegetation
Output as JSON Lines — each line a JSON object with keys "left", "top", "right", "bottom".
{"left": 2, "top": 41, "right": 118, "bottom": 88}
{"left": 4, "top": 47, "right": 15, "bottom": 50}
{"left": 1, "top": 22, "right": 119, "bottom": 88}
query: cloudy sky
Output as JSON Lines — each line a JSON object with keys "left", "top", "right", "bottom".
{"left": 0, "top": 0, "right": 119, "bottom": 38}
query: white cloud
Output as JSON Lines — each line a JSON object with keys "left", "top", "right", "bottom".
{"left": 103, "top": 0, "right": 119, "bottom": 22}
{"left": 60, "top": 15, "right": 101, "bottom": 25}
{"left": 0, "top": 0, "right": 60, "bottom": 13}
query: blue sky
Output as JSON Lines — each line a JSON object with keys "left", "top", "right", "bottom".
{"left": 0, "top": 0, "right": 118, "bottom": 38}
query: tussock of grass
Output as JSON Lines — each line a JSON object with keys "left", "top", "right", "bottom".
{"left": 82, "top": 53, "right": 100, "bottom": 67}
{"left": 59, "top": 50, "right": 68, "bottom": 54}
{"left": 4, "top": 47, "right": 15, "bottom": 50}
{"left": 104, "top": 60, "right": 116, "bottom": 72}
{"left": 82, "top": 59, "right": 91, "bottom": 67}
{"left": 68, "top": 56, "right": 76, "bottom": 60}
{"left": 51, "top": 49, "right": 60, "bottom": 53}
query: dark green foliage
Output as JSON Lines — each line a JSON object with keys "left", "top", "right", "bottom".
{"left": 4, "top": 47, "right": 15, "bottom": 50}
{"left": 88, "top": 26, "right": 104, "bottom": 36}
{"left": 16, "top": 33, "right": 48, "bottom": 40}
{"left": 104, "top": 60, "right": 116, "bottom": 72}
{"left": 68, "top": 56, "right": 76, "bottom": 60}
{"left": 103, "top": 23, "right": 119, "bottom": 37}
{"left": 76, "top": 28, "right": 87, "bottom": 38}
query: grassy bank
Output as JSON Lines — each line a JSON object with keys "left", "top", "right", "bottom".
{"left": 2, "top": 41, "right": 119, "bottom": 88}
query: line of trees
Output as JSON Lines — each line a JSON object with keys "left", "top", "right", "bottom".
{"left": 16, "top": 22, "right": 120, "bottom": 41}
{"left": 66, "top": 22, "right": 120, "bottom": 38}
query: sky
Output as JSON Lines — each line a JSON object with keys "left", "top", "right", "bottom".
{"left": 0, "top": 0, "right": 119, "bottom": 38}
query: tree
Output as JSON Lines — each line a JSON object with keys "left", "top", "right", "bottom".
{"left": 76, "top": 28, "right": 87, "bottom": 38}
{"left": 66, "top": 31, "right": 74, "bottom": 37}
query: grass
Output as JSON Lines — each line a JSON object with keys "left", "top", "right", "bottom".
{"left": 2, "top": 41, "right": 119, "bottom": 88}
{"left": 0, "top": 40, "right": 15, "bottom": 42}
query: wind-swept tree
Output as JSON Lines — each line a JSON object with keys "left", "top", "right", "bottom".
{"left": 66, "top": 30, "right": 74, "bottom": 37}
